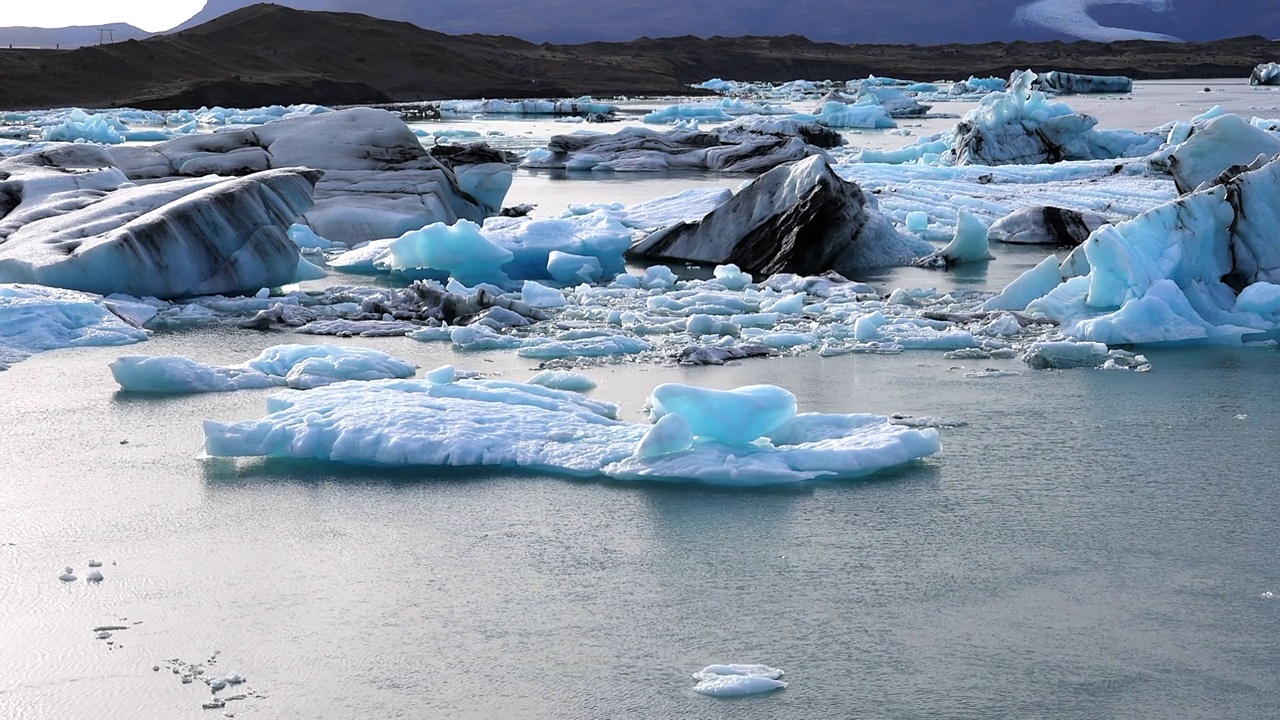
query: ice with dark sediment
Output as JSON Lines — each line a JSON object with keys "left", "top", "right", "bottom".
{"left": 629, "top": 155, "right": 931, "bottom": 276}
{"left": 1003, "top": 151, "right": 1280, "bottom": 345}
{"left": 988, "top": 206, "right": 1110, "bottom": 245}
{"left": 520, "top": 117, "right": 842, "bottom": 173}
{"left": 1027, "top": 71, "right": 1133, "bottom": 95}
{"left": 0, "top": 144, "right": 324, "bottom": 298}
{"left": 1250, "top": 63, "right": 1280, "bottom": 86}
{"left": 108, "top": 107, "right": 510, "bottom": 244}
{"left": 946, "top": 71, "right": 1161, "bottom": 166}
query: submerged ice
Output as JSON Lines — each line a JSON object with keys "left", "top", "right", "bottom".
{"left": 111, "top": 344, "right": 417, "bottom": 393}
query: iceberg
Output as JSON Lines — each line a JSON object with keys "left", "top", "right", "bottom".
{"left": 0, "top": 145, "right": 322, "bottom": 298}
{"left": 947, "top": 71, "right": 1161, "bottom": 166}
{"left": 793, "top": 99, "right": 896, "bottom": 129}
{"left": 1250, "top": 63, "right": 1280, "bottom": 86}
{"left": 988, "top": 206, "right": 1109, "bottom": 245}
{"left": 1164, "top": 114, "right": 1280, "bottom": 194}
{"left": 1018, "top": 153, "right": 1280, "bottom": 344}
{"left": 522, "top": 117, "right": 841, "bottom": 173}
{"left": 630, "top": 155, "right": 931, "bottom": 276}
{"left": 203, "top": 375, "right": 941, "bottom": 486}
{"left": 0, "top": 284, "right": 149, "bottom": 369}
{"left": 108, "top": 108, "right": 509, "bottom": 244}
{"left": 1031, "top": 71, "right": 1133, "bottom": 95}
{"left": 111, "top": 344, "right": 416, "bottom": 393}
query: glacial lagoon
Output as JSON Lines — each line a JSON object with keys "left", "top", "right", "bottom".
{"left": 1, "top": 78, "right": 1278, "bottom": 718}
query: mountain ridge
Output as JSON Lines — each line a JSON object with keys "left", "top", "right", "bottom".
{"left": 0, "top": 4, "right": 1275, "bottom": 111}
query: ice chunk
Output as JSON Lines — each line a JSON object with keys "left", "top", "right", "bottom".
{"left": 547, "top": 251, "right": 604, "bottom": 285}
{"left": 938, "top": 210, "right": 992, "bottom": 265}
{"left": 648, "top": 384, "right": 797, "bottom": 445}
{"left": 0, "top": 147, "right": 321, "bottom": 298}
{"left": 1, "top": 284, "right": 149, "bottom": 369}
{"left": 983, "top": 255, "right": 1062, "bottom": 311}
{"left": 1250, "top": 63, "right": 1280, "bottom": 86}
{"left": 527, "top": 370, "right": 597, "bottom": 392}
{"left": 633, "top": 413, "right": 694, "bottom": 460}
{"left": 1166, "top": 114, "right": 1280, "bottom": 194}
{"left": 204, "top": 375, "right": 939, "bottom": 486}
{"left": 1033, "top": 72, "right": 1133, "bottom": 94}
{"left": 988, "top": 206, "right": 1109, "bottom": 245}
{"left": 108, "top": 108, "right": 507, "bottom": 244}
{"left": 111, "top": 345, "right": 416, "bottom": 393}
{"left": 947, "top": 70, "right": 1160, "bottom": 166}
{"left": 386, "top": 220, "right": 514, "bottom": 286}
{"left": 906, "top": 211, "right": 929, "bottom": 233}
{"left": 520, "top": 280, "right": 568, "bottom": 309}
{"left": 1235, "top": 282, "right": 1280, "bottom": 316}
{"left": 692, "top": 664, "right": 787, "bottom": 697}
{"left": 712, "top": 264, "right": 752, "bottom": 291}
{"left": 605, "top": 188, "right": 732, "bottom": 230}
{"left": 631, "top": 156, "right": 930, "bottom": 276}
{"left": 1022, "top": 340, "right": 1113, "bottom": 369}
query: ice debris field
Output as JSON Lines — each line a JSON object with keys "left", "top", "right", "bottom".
{"left": 4, "top": 69, "right": 1280, "bottom": 483}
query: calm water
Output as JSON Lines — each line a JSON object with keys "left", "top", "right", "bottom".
{"left": 2, "top": 80, "right": 1280, "bottom": 719}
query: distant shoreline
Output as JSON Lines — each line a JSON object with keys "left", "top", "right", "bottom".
{"left": 1, "top": 4, "right": 1276, "bottom": 112}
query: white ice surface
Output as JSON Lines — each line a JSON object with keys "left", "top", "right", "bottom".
{"left": 203, "top": 375, "right": 940, "bottom": 486}
{"left": 111, "top": 344, "right": 416, "bottom": 393}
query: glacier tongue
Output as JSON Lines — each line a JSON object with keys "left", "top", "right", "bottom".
{"left": 0, "top": 144, "right": 322, "bottom": 298}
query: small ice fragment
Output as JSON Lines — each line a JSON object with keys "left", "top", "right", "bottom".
{"left": 209, "top": 678, "right": 227, "bottom": 691}
{"left": 202, "top": 698, "right": 225, "bottom": 710}
{"left": 906, "top": 211, "right": 929, "bottom": 233}
{"left": 153, "top": 666, "right": 160, "bottom": 672}
{"left": 1235, "top": 414, "right": 1248, "bottom": 420}
{"left": 1263, "top": 591, "right": 1275, "bottom": 599}
{"left": 254, "top": 288, "right": 270, "bottom": 300}
{"left": 224, "top": 673, "right": 245, "bottom": 685}
{"left": 88, "top": 559, "right": 103, "bottom": 568}
{"left": 692, "top": 664, "right": 787, "bottom": 697}
{"left": 182, "top": 675, "right": 194, "bottom": 684}
{"left": 96, "top": 631, "right": 112, "bottom": 640}
{"left": 86, "top": 570, "right": 104, "bottom": 583}
{"left": 60, "top": 568, "right": 77, "bottom": 582}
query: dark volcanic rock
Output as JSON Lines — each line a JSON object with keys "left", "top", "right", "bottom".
{"left": 628, "top": 155, "right": 929, "bottom": 276}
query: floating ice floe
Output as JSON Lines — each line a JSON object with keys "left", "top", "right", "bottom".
{"left": 947, "top": 70, "right": 1161, "bottom": 166}
{"left": 203, "top": 373, "right": 941, "bottom": 486}
{"left": 692, "top": 664, "right": 787, "bottom": 697}
{"left": 110, "top": 344, "right": 416, "bottom": 394}
{"left": 521, "top": 116, "right": 842, "bottom": 173}
{"left": 0, "top": 284, "right": 149, "bottom": 370}
{"left": 108, "top": 108, "right": 508, "bottom": 244}
{"left": 630, "top": 155, "right": 931, "bottom": 276}
{"left": 0, "top": 145, "right": 322, "bottom": 298}
{"left": 1250, "top": 63, "right": 1280, "bottom": 87}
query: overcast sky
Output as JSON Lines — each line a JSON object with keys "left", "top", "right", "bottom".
{"left": 3, "top": 1, "right": 204, "bottom": 32}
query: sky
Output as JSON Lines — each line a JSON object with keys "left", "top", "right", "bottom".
{"left": 1, "top": 0, "right": 205, "bottom": 32}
